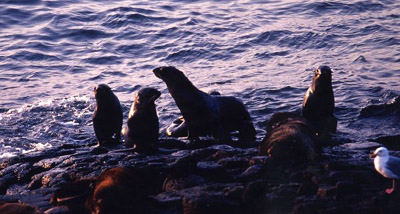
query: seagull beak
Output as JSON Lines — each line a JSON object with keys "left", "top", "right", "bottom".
{"left": 369, "top": 152, "right": 377, "bottom": 159}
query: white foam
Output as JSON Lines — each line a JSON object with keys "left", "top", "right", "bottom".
{"left": 0, "top": 152, "right": 17, "bottom": 159}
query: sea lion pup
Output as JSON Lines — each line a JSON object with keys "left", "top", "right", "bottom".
{"left": 153, "top": 66, "right": 256, "bottom": 145}
{"left": 93, "top": 84, "right": 123, "bottom": 146}
{"left": 302, "top": 65, "right": 337, "bottom": 135}
{"left": 166, "top": 90, "right": 221, "bottom": 138}
{"left": 124, "top": 88, "right": 161, "bottom": 153}
{"left": 259, "top": 112, "right": 318, "bottom": 166}
{"left": 86, "top": 168, "right": 161, "bottom": 214}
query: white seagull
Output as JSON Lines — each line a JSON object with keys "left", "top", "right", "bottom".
{"left": 370, "top": 147, "right": 400, "bottom": 194}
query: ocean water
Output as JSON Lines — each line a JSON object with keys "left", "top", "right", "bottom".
{"left": 0, "top": 0, "right": 399, "bottom": 158}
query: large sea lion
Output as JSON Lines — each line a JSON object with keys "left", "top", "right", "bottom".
{"left": 166, "top": 90, "right": 221, "bottom": 138}
{"left": 153, "top": 66, "right": 256, "bottom": 145}
{"left": 302, "top": 65, "right": 337, "bottom": 135}
{"left": 93, "top": 84, "right": 123, "bottom": 146}
{"left": 124, "top": 88, "right": 161, "bottom": 153}
{"left": 259, "top": 112, "right": 318, "bottom": 166}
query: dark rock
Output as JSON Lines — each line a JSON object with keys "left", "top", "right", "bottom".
{"left": 335, "top": 181, "right": 362, "bottom": 198}
{"left": 217, "top": 157, "right": 248, "bottom": 169}
{"left": 212, "top": 151, "right": 229, "bottom": 160}
{"left": 324, "top": 206, "right": 353, "bottom": 214}
{"left": 292, "top": 202, "right": 319, "bottom": 214}
{"left": 297, "top": 181, "right": 318, "bottom": 196}
{"left": 0, "top": 136, "right": 395, "bottom": 214}
{"left": 264, "top": 184, "right": 300, "bottom": 213}
{"left": 14, "top": 163, "right": 45, "bottom": 182}
{"left": 373, "top": 135, "right": 400, "bottom": 151}
{"left": 360, "top": 96, "right": 400, "bottom": 117}
{"left": 196, "top": 162, "right": 231, "bottom": 182}
{"left": 182, "top": 194, "right": 242, "bottom": 214}
{"left": 223, "top": 185, "right": 244, "bottom": 201}
{"left": 324, "top": 161, "right": 368, "bottom": 171}
{"left": 0, "top": 171, "right": 17, "bottom": 194}
{"left": 44, "top": 206, "right": 70, "bottom": 214}
{"left": 158, "top": 138, "right": 187, "bottom": 150}
{"left": 237, "top": 165, "right": 266, "bottom": 182}
{"left": 90, "top": 146, "right": 109, "bottom": 155}
{"left": 326, "top": 170, "right": 382, "bottom": 185}
{"left": 242, "top": 180, "right": 267, "bottom": 204}
{"left": 163, "top": 174, "right": 206, "bottom": 192}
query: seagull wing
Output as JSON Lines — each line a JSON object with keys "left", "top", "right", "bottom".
{"left": 386, "top": 156, "right": 400, "bottom": 179}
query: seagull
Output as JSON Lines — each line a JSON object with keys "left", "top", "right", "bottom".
{"left": 370, "top": 147, "right": 400, "bottom": 194}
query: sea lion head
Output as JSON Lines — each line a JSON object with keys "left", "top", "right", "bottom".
{"left": 94, "top": 84, "right": 114, "bottom": 102}
{"left": 130, "top": 88, "right": 161, "bottom": 116}
{"left": 153, "top": 66, "right": 193, "bottom": 89}
{"left": 311, "top": 65, "right": 332, "bottom": 92}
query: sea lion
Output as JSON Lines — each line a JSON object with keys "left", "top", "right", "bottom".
{"left": 86, "top": 167, "right": 161, "bottom": 214}
{"left": 153, "top": 66, "right": 256, "bottom": 145}
{"left": 51, "top": 178, "right": 96, "bottom": 214}
{"left": 124, "top": 88, "right": 161, "bottom": 153}
{"left": 166, "top": 90, "right": 221, "bottom": 138}
{"left": 259, "top": 112, "right": 318, "bottom": 166}
{"left": 93, "top": 84, "right": 123, "bottom": 146}
{"left": 302, "top": 65, "right": 337, "bottom": 135}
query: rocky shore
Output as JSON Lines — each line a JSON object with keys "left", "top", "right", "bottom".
{"left": 1, "top": 136, "right": 399, "bottom": 214}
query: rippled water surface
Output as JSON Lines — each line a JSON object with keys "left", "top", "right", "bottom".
{"left": 1, "top": 0, "right": 399, "bottom": 157}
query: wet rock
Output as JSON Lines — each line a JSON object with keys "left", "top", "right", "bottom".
{"left": 360, "top": 96, "right": 400, "bottom": 117}
{"left": 212, "top": 151, "right": 229, "bottom": 160}
{"left": 264, "top": 184, "right": 300, "bottom": 213}
{"left": 182, "top": 194, "right": 242, "bottom": 214}
{"left": 163, "top": 174, "right": 206, "bottom": 192}
{"left": 223, "top": 185, "right": 244, "bottom": 201}
{"left": 0, "top": 136, "right": 396, "bottom": 214}
{"left": 0, "top": 171, "right": 17, "bottom": 194}
{"left": 44, "top": 206, "right": 69, "bottom": 214}
{"left": 196, "top": 162, "right": 231, "bottom": 182}
{"left": 242, "top": 180, "right": 266, "bottom": 204}
{"left": 90, "top": 146, "right": 109, "bottom": 155}
{"left": 326, "top": 170, "right": 382, "bottom": 185}
{"left": 217, "top": 157, "right": 248, "bottom": 169}
{"left": 236, "top": 165, "right": 266, "bottom": 182}
{"left": 324, "top": 161, "right": 368, "bottom": 171}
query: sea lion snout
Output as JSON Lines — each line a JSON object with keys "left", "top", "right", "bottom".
{"left": 153, "top": 66, "right": 181, "bottom": 79}
{"left": 94, "top": 84, "right": 113, "bottom": 98}
{"left": 136, "top": 88, "right": 161, "bottom": 107}
{"left": 315, "top": 65, "right": 332, "bottom": 77}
